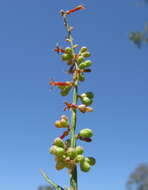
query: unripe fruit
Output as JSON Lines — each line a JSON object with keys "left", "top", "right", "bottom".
{"left": 86, "top": 157, "right": 96, "bottom": 166}
{"left": 60, "top": 118, "right": 69, "bottom": 127}
{"left": 79, "top": 73, "right": 85, "bottom": 82}
{"left": 81, "top": 93, "right": 87, "bottom": 98}
{"left": 80, "top": 161, "right": 91, "bottom": 172}
{"left": 84, "top": 60, "right": 92, "bottom": 67}
{"left": 80, "top": 46, "right": 88, "bottom": 53}
{"left": 82, "top": 52, "right": 91, "bottom": 58}
{"left": 50, "top": 145, "right": 58, "bottom": 155}
{"left": 77, "top": 56, "right": 84, "bottom": 64}
{"left": 84, "top": 157, "right": 90, "bottom": 163}
{"left": 78, "top": 62, "right": 86, "bottom": 69}
{"left": 75, "top": 155, "right": 85, "bottom": 163}
{"left": 81, "top": 96, "right": 93, "bottom": 106}
{"left": 61, "top": 54, "right": 72, "bottom": 61}
{"left": 56, "top": 161, "right": 65, "bottom": 170}
{"left": 79, "top": 60, "right": 92, "bottom": 69}
{"left": 53, "top": 138, "right": 64, "bottom": 148}
{"left": 79, "top": 128, "right": 93, "bottom": 138}
{"left": 81, "top": 92, "right": 94, "bottom": 99}
{"left": 50, "top": 146, "right": 65, "bottom": 157}
{"left": 54, "top": 120, "right": 62, "bottom": 128}
{"left": 55, "top": 147, "right": 65, "bottom": 157}
{"left": 85, "top": 92, "right": 94, "bottom": 99}
{"left": 66, "top": 147, "right": 77, "bottom": 159}
{"left": 65, "top": 47, "right": 73, "bottom": 54}
{"left": 75, "top": 146, "right": 84, "bottom": 155}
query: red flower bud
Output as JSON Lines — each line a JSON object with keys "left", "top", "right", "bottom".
{"left": 66, "top": 5, "right": 85, "bottom": 15}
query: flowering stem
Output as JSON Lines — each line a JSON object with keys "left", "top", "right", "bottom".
{"left": 62, "top": 14, "right": 78, "bottom": 190}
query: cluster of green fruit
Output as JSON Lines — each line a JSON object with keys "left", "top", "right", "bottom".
{"left": 77, "top": 46, "right": 91, "bottom": 68}
{"left": 50, "top": 128, "right": 96, "bottom": 172}
{"left": 61, "top": 46, "right": 92, "bottom": 82}
{"left": 77, "top": 46, "right": 92, "bottom": 82}
{"left": 79, "top": 91, "right": 94, "bottom": 106}
{"left": 61, "top": 47, "right": 74, "bottom": 65}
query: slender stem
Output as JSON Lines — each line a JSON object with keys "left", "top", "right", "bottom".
{"left": 40, "top": 169, "right": 64, "bottom": 190}
{"left": 70, "top": 83, "right": 78, "bottom": 190}
{"left": 62, "top": 14, "right": 78, "bottom": 190}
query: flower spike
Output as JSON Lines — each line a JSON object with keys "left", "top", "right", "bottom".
{"left": 66, "top": 5, "right": 85, "bottom": 15}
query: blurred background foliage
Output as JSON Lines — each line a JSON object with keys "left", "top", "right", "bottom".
{"left": 126, "top": 164, "right": 148, "bottom": 190}
{"left": 129, "top": 0, "right": 148, "bottom": 48}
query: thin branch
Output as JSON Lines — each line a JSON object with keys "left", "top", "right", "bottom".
{"left": 40, "top": 169, "right": 64, "bottom": 190}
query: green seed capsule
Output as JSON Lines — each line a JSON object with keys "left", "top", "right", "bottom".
{"left": 76, "top": 146, "right": 84, "bottom": 155}
{"left": 81, "top": 93, "right": 87, "bottom": 98}
{"left": 75, "top": 155, "right": 85, "bottom": 163}
{"left": 50, "top": 146, "right": 65, "bottom": 157}
{"left": 55, "top": 147, "right": 65, "bottom": 157}
{"left": 65, "top": 47, "right": 73, "bottom": 54}
{"left": 84, "top": 60, "right": 92, "bottom": 67}
{"left": 79, "top": 62, "right": 87, "bottom": 69}
{"left": 84, "top": 157, "right": 90, "bottom": 163}
{"left": 86, "top": 157, "right": 96, "bottom": 166}
{"left": 85, "top": 92, "right": 94, "bottom": 99}
{"left": 61, "top": 54, "right": 72, "bottom": 61}
{"left": 60, "top": 118, "right": 69, "bottom": 127}
{"left": 80, "top": 46, "right": 88, "bottom": 53}
{"left": 82, "top": 52, "right": 91, "bottom": 58}
{"left": 66, "top": 147, "right": 77, "bottom": 159}
{"left": 79, "top": 73, "right": 85, "bottom": 82}
{"left": 56, "top": 161, "right": 65, "bottom": 170}
{"left": 79, "top": 128, "right": 93, "bottom": 138}
{"left": 50, "top": 145, "right": 58, "bottom": 155}
{"left": 81, "top": 92, "right": 94, "bottom": 99}
{"left": 80, "top": 161, "right": 91, "bottom": 172}
{"left": 82, "top": 96, "right": 93, "bottom": 106}
{"left": 53, "top": 138, "right": 64, "bottom": 148}
{"left": 77, "top": 56, "right": 84, "bottom": 64}
{"left": 54, "top": 120, "right": 63, "bottom": 128}
{"left": 79, "top": 60, "right": 92, "bottom": 69}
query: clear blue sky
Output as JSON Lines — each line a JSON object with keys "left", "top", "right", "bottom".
{"left": 0, "top": 0, "right": 148, "bottom": 190}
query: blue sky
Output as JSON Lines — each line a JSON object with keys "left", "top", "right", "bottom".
{"left": 0, "top": 0, "right": 148, "bottom": 190}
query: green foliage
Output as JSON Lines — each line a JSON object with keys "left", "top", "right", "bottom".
{"left": 129, "top": 0, "right": 148, "bottom": 48}
{"left": 129, "top": 27, "right": 148, "bottom": 48}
